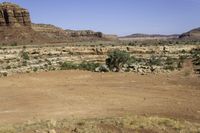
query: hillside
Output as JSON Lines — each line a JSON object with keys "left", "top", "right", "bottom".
{"left": 0, "top": 2, "right": 115, "bottom": 45}
{"left": 179, "top": 27, "right": 200, "bottom": 40}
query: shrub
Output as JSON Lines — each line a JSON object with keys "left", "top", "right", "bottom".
{"left": 165, "top": 57, "right": 176, "bottom": 66}
{"left": 60, "top": 61, "right": 100, "bottom": 71}
{"left": 22, "top": 60, "right": 27, "bottom": 66}
{"left": 148, "top": 56, "right": 162, "bottom": 66}
{"left": 164, "top": 65, "right": 175, "bottom": 71}
{"left": 191, "top": 48, "right": 200, "bottom": 66}
{"left": 33, "top": 67, "right": 38, "bottom": 72}
{"left": 79, "top": 61, "right": 100, "bottom": 71}
{"left": 106, "top": 49, "right": 131, "bottom": 72}
{"left": 60, "top": 62, "right": 78, "bottom": 70}
{"left": 11, "top": 42, "right": 17, "bottom": 46}
{"left": 21, "top": 51, "right": 30, "bottom": 60}
{"left": 6, "top": 65, "right": 11, "bottom": 69}
{"left": 2, "top": 72, "right": 8, "bottom": 77}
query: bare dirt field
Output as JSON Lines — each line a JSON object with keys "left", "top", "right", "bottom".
{"left": 0, "top": 69, "right": 199, "bottom": 125}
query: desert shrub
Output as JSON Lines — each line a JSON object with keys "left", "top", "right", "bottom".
{"left": 6, "top": 60, "right": 10, "bottom": 63}
{"left": 165, "top": 57, "right": 176, "bottom": 65}
{"left": 79, "top": 61, "right": 100, "bottom": 71}
{"left": 60, "top": 62, "right": 78, "bottom": 70}
{"left": 11, "top": 42, "right": 17, "bottom": 46}
{"left": 33, "top": 67, "right": 38, "bottom": 72}
{"left": 21, "top": 51, "right": 30, "bottom": 60}
{"left": 164, "top": 65, "right": 175, "bottom": 71}
{"left": 106, "top": 49, "right": 131, "bottom": 72}
{"left": 126, "top": 56, "right": 137, "bottom": 65}
{"left": 148, "top": 56, "right": 162, "bottom": 66}
{"left": 190, "top": 48, "right": 200, "bottom": 73}
{"left": 22, "top": 60, "right": 27, "bottom": 66}
{"left": 181, "top": 49, "right": 187, "bottom": 53}
{"left": 5, "top": 65, "right": 11, "bottom": 69}
{"left": 60, "top": 61, "right": 100, "bottom": 71}
{"left": 2, "top": 72, "right": 8, "bottom": 77}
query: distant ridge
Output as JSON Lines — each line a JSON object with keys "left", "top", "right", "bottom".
{"left": 179, "top": 27, "right": 200, "bottom": 40}
{"left": 120, "top": 33, "right": 179, "bottom": 40}
{"left": 121, "top": 33, "right": 179, "bottom": 38}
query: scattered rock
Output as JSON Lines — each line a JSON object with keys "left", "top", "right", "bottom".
{"left": 48, "top": 129, "right": 56, "bottom": 133}
{"left": 95, "top": 65, "right": 109, "bottom": 72}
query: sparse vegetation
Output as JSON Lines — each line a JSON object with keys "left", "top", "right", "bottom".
{"left": 79, "top": 61, "right": 100, "bottom": 71}
{"left": 21, "top": 51, "right": 30, "bottom": 60}
{"left": 60, "top": 61, "right": 100, "bottom": 71}
{"left": 0, "top": 116, "right": 199, "bottom": 133}
{"left": 0, "top": 2, "right": 200, "bottom": 132}
{"left": 33, "top": 67, "right": 38, "bottom": 72}
{"left": 60, "top": 62, "right": 78, "bottom": 70}
{"left": 106, "top": 49, "right": 131, "bottom": 72}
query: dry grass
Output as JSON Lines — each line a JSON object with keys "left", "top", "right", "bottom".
{"left": 0, "top": 116, "right": 200, "bottom": 133}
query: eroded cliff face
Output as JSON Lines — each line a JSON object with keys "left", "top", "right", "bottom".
{"left": 0, "top": 2, "right": 31, "bottom": 27}
{"left": 0, "top": 2, "right": 117, "bottom": 44}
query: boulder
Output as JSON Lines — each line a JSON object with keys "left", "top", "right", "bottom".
{"left": 95, "top": 64, "right": 109, "bottom": 72}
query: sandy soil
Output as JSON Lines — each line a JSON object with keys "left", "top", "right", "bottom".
{"left": 0, "top": 70, "right": 199, "bottom": 125}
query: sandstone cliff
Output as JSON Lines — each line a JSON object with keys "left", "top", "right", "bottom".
{"left": 0, "top": 2, "right": 31, "bottom": 27}
{"left": 0, "top": 2, "right": 117, "bottom": 45}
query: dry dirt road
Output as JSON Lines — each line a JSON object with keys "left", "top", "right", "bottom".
{"left": 0, "top": 70, "right": 199, "bottom": 124}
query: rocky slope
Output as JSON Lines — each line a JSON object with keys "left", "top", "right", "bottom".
{"left": 179, "top": 27, "right": 200, "bottom": 40}
{"left": 32, "top": 24, "right": 117, "bottom": 42}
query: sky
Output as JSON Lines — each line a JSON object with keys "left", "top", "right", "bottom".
{"left": 1, "top": 0, "right": 200, "bottom": 35}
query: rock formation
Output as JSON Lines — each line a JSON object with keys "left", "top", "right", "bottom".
{"left": 65, "top": 30, "right": 103, "bottom": 38}
{"left": 0, "top": 2, "right": 117, "bottom": 44}
{"left": 0, "top": 2, "right": 31, "bottom": 27}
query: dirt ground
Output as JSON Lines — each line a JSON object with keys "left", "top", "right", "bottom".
{"left": 0, "top": 70, "right": 199, "bottom": 125}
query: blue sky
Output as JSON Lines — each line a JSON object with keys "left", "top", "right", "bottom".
{"left": 1, "top": 0, "right": 200, "bottom": 35}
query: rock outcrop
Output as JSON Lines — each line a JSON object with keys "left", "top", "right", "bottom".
{"left": 65, "top": 30, "right": 103, "bottom": 38}
{"left": 0, "top": 2, "right": 117, "bottom": 44}
{"left": 0, "top": 2, "right": 31, "bottom": 27}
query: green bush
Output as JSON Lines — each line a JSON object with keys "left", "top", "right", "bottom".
{"left": 148, "top": 56, "right": 162, "bottom": 66}
{"left": 191, "top": 48, "right": 200, "bottom": 66}
{"left": 6, "top": 65, "right": 11, "bottom": 69}
{"left": 106, "top": 49, "right": 131, "bottom": 72}
{"left": 60, "top": 62, "right": 78, "bottom": 70}
{"left": 11, "top": 42, "right": 18, "bottom": 46}
{"left": 79, "top": 61, "right": 100, "bottom": 71}
{"left": 21, "top": 51, "right": 30, "bottom": 60}
{"left": 60, "top": 61, "right": 100, "bottom": 71}
{"left": 33, "top": 67, "right": 38, "bottom": 72}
